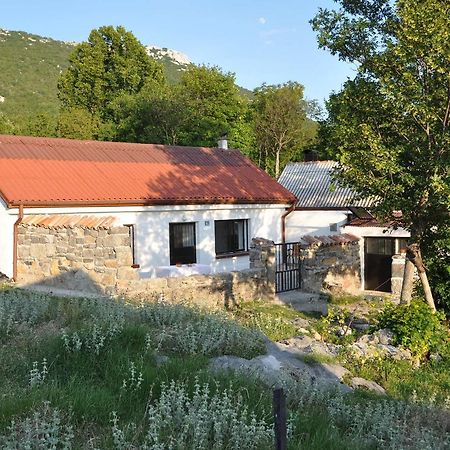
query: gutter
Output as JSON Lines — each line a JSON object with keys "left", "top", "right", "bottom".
{"left": 281, "top": 202, "right": 296, "bottom": 243}
{"left": 12, "top": 203, "right": 24, "bottom": 281}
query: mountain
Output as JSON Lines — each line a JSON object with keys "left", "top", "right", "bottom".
{"left": 0, "top": 29, "right": 73, "bottom": 118}
{"left": 0, "top": 29, "right": 200, "bottom": 120}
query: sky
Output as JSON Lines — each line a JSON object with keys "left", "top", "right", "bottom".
{"left": 1, "top": 0, "right": 357, "bottom": 106}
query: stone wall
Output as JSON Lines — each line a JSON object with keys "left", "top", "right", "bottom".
{"left": 300, "top": 238, "right": 361, "bottom": 294}
{"left": 17, "top": 224, "right": 138, "bottom": 296}
{"left": 17, "top": 225, "right": 275, "bottom": 306}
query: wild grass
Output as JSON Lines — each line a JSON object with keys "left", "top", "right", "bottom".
{"left": 230, "top": 300, "right": 314, "bottom": 341}
{"left": 0, "top": 288, "right": 449, "bottom": 449}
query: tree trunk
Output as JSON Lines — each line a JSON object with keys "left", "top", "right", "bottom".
{"left": 406, "top": 243, "right": 436, "bottom": 312}
{"left": 275, "top": 149, "right": 281, "bottom": 179}
{"left": 400, "top": 258, "right": 415, "bottom": 305}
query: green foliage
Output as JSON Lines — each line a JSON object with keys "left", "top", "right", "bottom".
{"left": 0, "top": 30, "right": 73, "bottom": 118}
{"left": 422, "top": 224, "right": 450, "bottom": 313}
{"left": 312, "top": 0, "right": 450, "bottom": 307}
{"left": 56, "top": 107, "right": 100, "bottom": 139}
{"left": 376, "top": 300, "right": 448, "bottom": 357}
{"left": 1, "top": 289, "right": 450, "bottom": 448}
{"left": 252, "top": 82, "right": 315, "bottom": 177}
{"left": 178, "top": 65, "right": 248, "bottom": 147}
{"left": 315, "top": 306, "right": 356, "bottom": 345}
{"left": 231, "top": 300, "right": 311, "bottom": 341}
{"left": 57, "top": 25, "right": 165, "bottom": 121}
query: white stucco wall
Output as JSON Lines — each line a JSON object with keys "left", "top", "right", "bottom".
{"left": 0, "top": 203, "right": 287, "bottom": 279}
{"left": 285, "top": 209, "right": 349, "bottom": 241}
{"left": 0, "top": 199, "right": 17, "bottom": 278}
{"left": 343, "top": 224, "right": 410, "bottom": 290}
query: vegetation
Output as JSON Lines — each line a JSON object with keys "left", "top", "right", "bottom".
{"left": 252, "top": 82, "right": 317, "bottom": 177}
{"left": 1, "top": 288, "right": 449, "bottom": 449}
{"left": 375, "top": 299, "right": 448, "bottom": 358}
{"left": 312, "top": 0, "right": 450, "bottom": 310}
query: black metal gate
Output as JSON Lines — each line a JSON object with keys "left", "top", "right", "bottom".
{"left": 275, "top": 242, "right": 302, "bottom": 293}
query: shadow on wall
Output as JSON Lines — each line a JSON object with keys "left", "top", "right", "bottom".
{"left": 19, "top": 266, "right": 274, "bottom": 310}
{"left": 21, "top": 269, "right": 105, "bottom": 297}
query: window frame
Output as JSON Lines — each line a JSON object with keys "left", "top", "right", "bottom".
{"left": 169, "top": 222, "right": 197, "bottom": 266}
{"left": 214, "top": 218, "right": 249, "bottom": 258}
{"left": 124, "top": 224, "right": 139, "bottom": 268}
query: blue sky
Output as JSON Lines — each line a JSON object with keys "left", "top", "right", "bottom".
{"left": 2, "top": 0, "right": 357, "bottom": 105}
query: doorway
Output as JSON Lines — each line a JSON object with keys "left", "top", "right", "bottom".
{"left": 364, "top": 237, "right": 395, "bottom": 292}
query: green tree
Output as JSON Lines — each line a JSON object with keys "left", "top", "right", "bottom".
{"left": 57, "top": 25, "right": 165, "bottom": 120}
{"left": 110, "top": 82, "right": 188, "bottom": 144}
{"left": 109, "top": 65, "right": 251, "bottom": 150}
{"left": 252, "top": 82, "right": 313, "bottom": 178}
{"left": 179, "top": 65, "right": 247, "bottom": 147}
{"left": 56, "top": 108, "right": 100, "bottom": 140}
{"left": 26, "top": 113, "right": 57, "bottom": 137}
{"left": 312, "top": 0, "right": 450, "bottom": 310}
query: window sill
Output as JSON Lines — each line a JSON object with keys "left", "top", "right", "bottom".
{"left": 215, "top": 251, "right": 249, "bottom": 260}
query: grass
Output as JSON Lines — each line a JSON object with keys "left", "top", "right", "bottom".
{"left": 230, "top": 300, "right": 316, "bottom": 341}
{"left": 0, "top": 288, "right": 449, "bottom": 449}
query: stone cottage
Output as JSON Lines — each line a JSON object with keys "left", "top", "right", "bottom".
{"left": 0, "top": 135, "right": 295, "bottom": 300}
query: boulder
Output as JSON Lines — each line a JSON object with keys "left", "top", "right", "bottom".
{"left": 350, "top": 377, "right": 386, "bottom": 395}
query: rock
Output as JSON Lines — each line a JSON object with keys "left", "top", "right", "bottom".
{"left": 350, "top": 377, "right": 386, "bottom": 395}
{"left": 377, "top": 328, "right": 394, "bottom": 345}
{"left": 293, "top": 317, "right": 310, "bottom": 329}
{"left": 312, "top": 331, "right": 322, "bottom": 341}
{"left": 297, "top": 327, "right": 310, "bottom": 335}
{"left": 321, "top": 363, "right": 350, "bottom": 382}
{"left": 280, "top": 336, "right": 340, "bottom": 358}
{"left": 337, "top": 327, "right": 352, "bottom": 337}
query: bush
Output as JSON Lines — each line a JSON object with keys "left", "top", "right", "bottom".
{"left": 376, "top": 300, "right": 448, "bottom": 358}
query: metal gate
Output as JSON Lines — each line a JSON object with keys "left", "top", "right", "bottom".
{"left": 275, "top": 242, "right": 302, "bottom": 293}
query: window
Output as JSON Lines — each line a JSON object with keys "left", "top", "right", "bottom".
{"left": 215, "top": 219, "right": 248, "bottom": 256}
{"left": 169, "top": 222, "right": 196, "bottom": 265}
{"left": 329, "top": 223, "right": 338, "bottom": 232}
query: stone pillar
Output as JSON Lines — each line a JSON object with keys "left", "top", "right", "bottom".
{"left": 250, "top": 237, "right": 276, "bottom": 295}
{"left": 391, "top": 254, "right": 406, "bottom": 296}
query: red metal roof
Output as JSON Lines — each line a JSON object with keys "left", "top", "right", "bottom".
{"left": 0, "top": 135, "right": 295, "bottom": 207}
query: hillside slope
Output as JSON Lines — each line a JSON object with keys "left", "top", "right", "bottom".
{"left": 0, "top": 29, "right": 206, "bottom": 119}
{"left": 0, "top": 29, "right": 73, "bottom": 117}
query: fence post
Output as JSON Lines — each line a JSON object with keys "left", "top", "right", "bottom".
{"left": 273, "top": 388, "right": 287, "bottom": 450}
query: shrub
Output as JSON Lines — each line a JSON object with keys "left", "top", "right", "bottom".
{"left": 0, "top": 402, "right": 74, "bottom": 449}
{"left": 376, "top": 299, "right": 448, "bottom": 358}
{"left": 111, "top": 379, "right": 275, "bottom": 450}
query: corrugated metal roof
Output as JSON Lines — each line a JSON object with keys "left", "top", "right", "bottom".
{"left": 21, "top": 214, "right": 117, "bottom": 229}
{"left": 278, "top": 161, "right": 373, "bottom": 209}
{"left": 0, "top": 135, "right": 295, "bottom": 207}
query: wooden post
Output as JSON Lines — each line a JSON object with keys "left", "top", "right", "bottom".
{"left": 273, "top": 388, "right": 287, "bottom": 450}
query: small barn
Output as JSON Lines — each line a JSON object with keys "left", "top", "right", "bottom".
{"left": 0, "top": 135, "right": 295, "bottom": 298}
{"left": 278, "top": 161, "right": 410, "bottom": 294}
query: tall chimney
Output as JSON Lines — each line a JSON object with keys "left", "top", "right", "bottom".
{"left": 217, "top": 133, "right": 228, "bottom": 150}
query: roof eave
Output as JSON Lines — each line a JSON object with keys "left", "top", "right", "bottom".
{"left": 7, "top": 197, "right": 295, "bottom": 209}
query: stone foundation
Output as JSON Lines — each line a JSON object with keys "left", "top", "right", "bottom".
{"left": 16, "top": 225, "right": 275, "bottom": 307}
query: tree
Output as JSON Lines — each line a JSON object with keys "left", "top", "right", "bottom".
{"left": 56, "top": 108, "right": 100, "bottom": 140}
{"left": 312, "top": 0, "right": 450, "bottom": 310}
{"left": 58, "top": 25, "right": 165, "bottom": 120}
{"left": 109, "top": 65, "right": 250, "bottom": 149}
{"left": 109, "top": 82, "right": 188, "bottom": 145}
{"left": 252, "top": 82, "right": 312, "bottom": 178}
{"left": 178, "top": 65, "right": 247, "bottom": 147}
